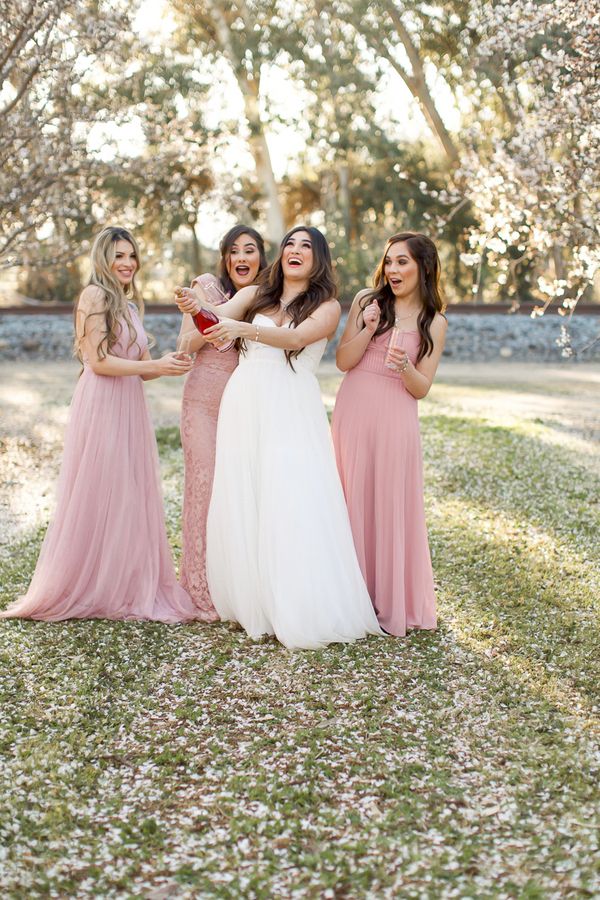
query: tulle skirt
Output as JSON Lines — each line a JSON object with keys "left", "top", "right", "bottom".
{"left": 206, "top": 355, "right": 382, "bottom": 649}
{"left": 2, "top": 369, "right": 198, "bottom": 623}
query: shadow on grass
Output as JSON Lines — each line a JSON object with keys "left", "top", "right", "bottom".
{"left": 422, "top": 414, "right": 599, "bottom": 546}
{"left": 423, "top": 414, "right": 599, "bottom": 713}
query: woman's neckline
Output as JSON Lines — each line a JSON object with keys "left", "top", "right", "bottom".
{"left": 379, "top": 327, "right": 418, "bottom": 334}
{"left": 255, "top": 312, "right": 292, "bottom": 327}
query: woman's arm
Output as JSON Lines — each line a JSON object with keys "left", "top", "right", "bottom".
{"left": 77, "top": 287, "right": 193, "bottom": 379}
{"left": 203, "top": 299, "right": 341, "bottom": 352}
{"left": 175, "top": 284, "right": 258, "bottom": 322}
{"left": 139, "top": 349, "right": 188, "bottom": 381}
{"left": 140, "top": 349, "right": 161, "bottom": 381}
{"left": 335, "top": 290, "right": 380, "bottom": 372}
{"left": 388, "top": 313, "right": 448, "bottom": 399}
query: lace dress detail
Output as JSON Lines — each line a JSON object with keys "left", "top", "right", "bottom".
{"left": 179, "top": 274, "right": 238, "bottom": 621}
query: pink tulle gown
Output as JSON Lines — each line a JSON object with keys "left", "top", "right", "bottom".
{"left": 179, "top": 274, "right": 238, "bottom": 620}
{"left": 331, "top": 329, "right": 437, "bottom": 636}
{"left": 0, "top": 304, "right": 198, "bottom": 623}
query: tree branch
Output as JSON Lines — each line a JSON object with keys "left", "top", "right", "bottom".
{"left": 381, "top": 1, "right": 460, "bottom": 164}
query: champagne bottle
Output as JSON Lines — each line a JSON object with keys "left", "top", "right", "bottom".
{"left": 192, "top": 307, "right": 234, "bottom": 352}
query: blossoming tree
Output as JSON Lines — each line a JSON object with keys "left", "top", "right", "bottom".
{"left": 455, "top": 0, "right": 599, "bottom": 328}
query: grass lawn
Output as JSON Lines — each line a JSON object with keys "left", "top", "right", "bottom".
{"left": 0, "top": 367, "right": 598, "bottom": 898}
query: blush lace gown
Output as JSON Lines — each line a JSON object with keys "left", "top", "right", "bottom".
{"left": 179, "top": 274, "right": 238, "bottom": 620}
{"left": 1, "top": 305, "right": 199, "bottom": 623}
{"left": 206, "top": 314, "right": 383, "bottom": 650}
{"left": 331, "top": 330, "right": 437, "bottom": 636}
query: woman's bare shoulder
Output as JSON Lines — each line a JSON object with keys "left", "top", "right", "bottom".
{"left": 191, "top": 272, "right": 220, "bottom": 289}
{"left": 431, "top": 311, "right": 448, "bottom": 335}
{"left": 317, "top": 297, "right": 341, "bottom": 315}
{"left": 348, "top": 288, "right": 374, "bottom": 308}
{"left": 77, "top": 285, "right": 106, "bottom": 313}
{"left": 231, "top": 284, "right": 260, "bottom": 303}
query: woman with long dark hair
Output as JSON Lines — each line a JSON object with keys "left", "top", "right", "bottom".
{"left": 176, "top": 225, "right": 267, "bottom": 620}
{"left": 332, "top": 232, "right": 447, "bottom": 636}
{"left": 175, "top": 225, "right": 381, "bottom": 649}
{"left": 1, "top": 226, "right": 198, "bottom": 622}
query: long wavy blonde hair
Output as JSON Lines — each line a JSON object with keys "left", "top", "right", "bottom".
{"left": 74, "top": 226, "right": 144, "bottom": 362}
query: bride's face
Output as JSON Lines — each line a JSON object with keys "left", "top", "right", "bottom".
{"left": 282, "top": 231, "right": 313, "bottom": 279}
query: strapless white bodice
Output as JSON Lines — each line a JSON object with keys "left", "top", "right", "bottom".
{"left": 240, "top": 314, "right": 327, "bottom": 374}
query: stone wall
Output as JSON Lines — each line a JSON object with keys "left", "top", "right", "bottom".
{"left": 0, "top": 312, "right": 598, "bottom": 363}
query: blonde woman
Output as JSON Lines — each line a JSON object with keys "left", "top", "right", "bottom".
{"left": 1, "top": 226, "right": 199, "bottom": 622}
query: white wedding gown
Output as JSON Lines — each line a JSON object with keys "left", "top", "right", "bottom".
{"left": 206, "top": 314, "right": 383, "bottom": 650}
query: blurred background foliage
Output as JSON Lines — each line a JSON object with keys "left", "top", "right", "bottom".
{"left": 1, "top": 0, "right": 598, "bottom": 306}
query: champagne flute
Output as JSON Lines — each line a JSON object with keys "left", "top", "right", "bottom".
{"left": 384, "top": 326, "right": 407, "bottom": 372}
{"left": 192, "top": 274, "right": 229, "bottom": 306}
{"left": 174, "top": 331, "right": 197, "bottom": 363}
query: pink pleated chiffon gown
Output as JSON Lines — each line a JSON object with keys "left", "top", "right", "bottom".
{"left": 331, "top": 329, "right": 437, "bottom": 636}
{"left": 179, "top": 274, "right": 238, "bottom": 620}
{"left": 0, "top": 304, "right": 198, "bottom": 623}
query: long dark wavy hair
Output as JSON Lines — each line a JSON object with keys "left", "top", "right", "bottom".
{"left": 359, "top": 232, "right": 446, "bottom": 363}
{"left": 239, "top": 225, "right": 337, "bottom": 367}
{"left": 218, "top": 224, "right": 267, "bottom": 296}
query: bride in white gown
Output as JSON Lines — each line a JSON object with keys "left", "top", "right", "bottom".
{"left": 176, "top": 226, "right": 382, "bottom": 650}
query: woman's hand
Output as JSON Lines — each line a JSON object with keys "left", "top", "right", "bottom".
{"left": 362, "top": 299, "right": 380, "bottom": 333}
{"left": 174, "top": 285, "right": 204, "bottom": 315}
{"left": 386, "top": 346, "right": 410, "bottom": 374}
{"left": 156, "top": 351, "right": 195, "bottom": 377}
{"left": 204, "top": 318, "right": 251, "bottom": 345}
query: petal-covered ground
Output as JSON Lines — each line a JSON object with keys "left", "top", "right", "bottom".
{"left": 0, "top": 361, "right": 598, "bottom": 898}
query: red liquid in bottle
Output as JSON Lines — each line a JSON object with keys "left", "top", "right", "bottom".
{"left": 192, "top": 307, "right": 234, "bottom": 352}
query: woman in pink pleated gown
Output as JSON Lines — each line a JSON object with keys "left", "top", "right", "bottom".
{"left": 1, "top": 226, "right": 198, "bottom": 623}
{"left": 332, "top": 232, "right": 448, "bottom": 636}
{"left": 176, "top": 226, "right": 267, "bottom": 620}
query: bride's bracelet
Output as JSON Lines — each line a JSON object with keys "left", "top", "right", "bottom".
{"left": 254, "top": 324, "right": 260, "bottom": 342}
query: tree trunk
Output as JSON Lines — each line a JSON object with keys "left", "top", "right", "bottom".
{"left": 321, "top": 168, "right": 337, "bottom": 221}
{"left": 552, "top": 244, "right": 566, "bottom": 282}
{"left": 189, "top": 221, "right": 201, "bottom": 275}
{"left": 208, "top": 1, "right": 285, "bottom": 244}
{"left": 381, "top": 2, "right": 460, "bottom": 166}
{"left": 241, "top": 82, "right": 286, "bottom": 244}
{"left": 337, "top": 162, "right": 353, "bottom": 242}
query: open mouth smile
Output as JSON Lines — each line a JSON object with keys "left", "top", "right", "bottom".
{"left": 288, "top": 257, "right": 303, "bottom": 267}
{"left": 235, "top": 265, "right": 250, "bottom": 276}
